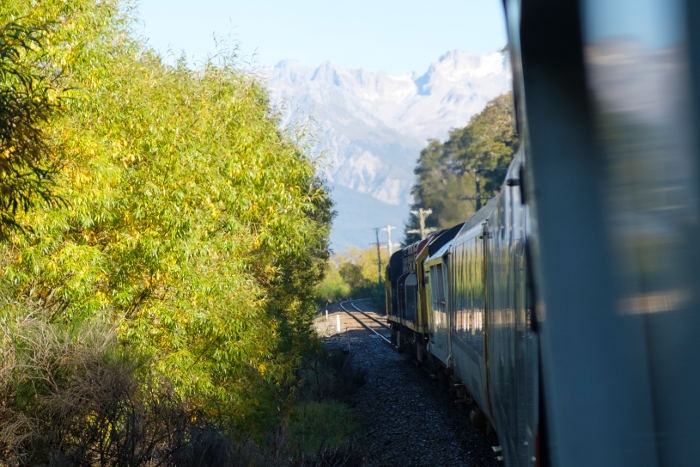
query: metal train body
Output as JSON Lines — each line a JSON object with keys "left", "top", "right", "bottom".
{"left": 386, "top": 152, "right": 538, "bottom": 466}
{"left": 388, "top": 1, "right": 700, "bottom": 465}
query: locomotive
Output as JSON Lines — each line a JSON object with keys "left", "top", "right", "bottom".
{"left": 386, "top": 1, "right": 700, "bottom": 465}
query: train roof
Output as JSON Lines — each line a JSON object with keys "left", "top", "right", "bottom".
{"left": 456, "top": 195, "right": 499, "bottom": 236}
{"left": 426, "top": 222, "right": 464, "bottom": 256}
{"left": 424, "top": 187, "right": 501, "bottom": 264}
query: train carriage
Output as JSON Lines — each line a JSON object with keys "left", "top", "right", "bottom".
{"left": 386, "top": 226, "right": 464, "bottom": 357}
{"left": 439, "top": 216, "right": 493, "bottom": 424}
{"left": 384, "top": 1, "right": 700, "bottom": 464}
{"left": 386, "top": 241, "right": 422, "bottom": 349}
{"left": 423, "top": 240, "right": 451, "bottom": 368}
{"left": 419, "top": 152, "right": 538, "bottom": 466}
{"left": 482, "top": 153, "right": 538, "bottom": 466}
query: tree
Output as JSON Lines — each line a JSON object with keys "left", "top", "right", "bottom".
{"left": 405, "top": 92, "right": 516, "bottom": 243}
{"left": 0, "top": 0, "right": 333, "bottom": 439}
{"left": 449, "top": 93, "right": 518, "bottom": 196}
{"left": 0, "top": 18, "right": 64, "bottom": 239}
{"left": 316, "top": 247, "right": 390, "bottom": 307}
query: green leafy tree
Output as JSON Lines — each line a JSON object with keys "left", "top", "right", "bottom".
{"left": 449, "top": 92, "right": 518, "bottom": 196}
{"left": 0, "top": 0, "right": 333, "bottom": 439}
{"left": 316, "top": 247, "right": 390, "bottom": 302}
{"left": 405, "top": 92, "right": 516, "bottom": 243}
{"left": 339, "top": 262, "right": 369, "bottom": 290}
{"left": 315, "top": 255, "right": 351, "bottom": 304}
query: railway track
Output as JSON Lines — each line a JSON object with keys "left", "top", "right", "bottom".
{"left": 320, "top": 300, "right": 501, "bottom": 465}
{"left": 338, "top": 299, "right": 393, "bottom": 347}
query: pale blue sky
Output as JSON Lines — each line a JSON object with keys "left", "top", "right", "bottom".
{"left": 133, "top": 1, "right": 507, "bottom": 74}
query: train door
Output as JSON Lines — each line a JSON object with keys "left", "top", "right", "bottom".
{"left": 480, "top": 221, "right": 493, "bottom": 419}
{"left": 512, "top": 239, "right": 539, "bottom": 465}
{"left": 426, "top": 258, "right": 451, "bottom": 367}
{"left": 404, "top": 273, "right": 418, "bottom": 324}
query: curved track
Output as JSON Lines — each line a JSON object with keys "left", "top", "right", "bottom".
{"left": 339, "top": 299, "right": 393, "bottom": 347}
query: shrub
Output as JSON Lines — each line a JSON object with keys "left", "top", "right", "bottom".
{"left": 297, "top": 346, "right": 366, "bottom": 402}
{"left": 0, "top": 312, "right": 218, "bottom": 465}
{"left": 282, "top": 400, "right": 361, "bottom": 464}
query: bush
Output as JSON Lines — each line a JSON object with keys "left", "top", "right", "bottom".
{"left": 297, "top": 346, "right": 366, "bottom": 402}
{"left": 282, "top": 401, "right": 361, "bottom": 464}
{"left": 0, "top": 313, "right": 237, "bottom": 465}
{"left": 249, "top": 345, "right": 367, "bottom": 465}
{"left": 0, "top": 309, "right": 373, "bottom": 465}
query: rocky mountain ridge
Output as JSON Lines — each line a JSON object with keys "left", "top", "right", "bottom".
{"left": 261, "top": 50, "right": 511, "bottom": 251}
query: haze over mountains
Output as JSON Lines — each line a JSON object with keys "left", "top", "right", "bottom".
{"left": 262, "top": 50, "right": 511, "bottom": 252}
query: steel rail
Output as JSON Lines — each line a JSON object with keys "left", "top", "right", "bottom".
{"left": 339, "top": 300, "right": 393, "bottom": 346}
{"left": 347, "top": 300, "right": 391, "bottom": 330}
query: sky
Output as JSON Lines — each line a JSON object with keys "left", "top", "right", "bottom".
{"left": 133, "top": 1, "right": 507, "bottom": 75}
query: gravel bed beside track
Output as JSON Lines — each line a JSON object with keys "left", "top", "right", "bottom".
{"left": 315, "top": 303, "right": 501, "bottom": 466}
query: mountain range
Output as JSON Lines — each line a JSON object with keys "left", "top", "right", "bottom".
{"left": 261, "top": 50, "right": 511, "bottom": 252}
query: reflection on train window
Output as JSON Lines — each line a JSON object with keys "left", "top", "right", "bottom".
{"left": 582, "top": 0, "right": 696, "bottom": 314}
{"left": 430, "top": 264, "right": 445, "bottom": 312}
{"left": 452, "top": 236, "right": 485, "bottom": 343}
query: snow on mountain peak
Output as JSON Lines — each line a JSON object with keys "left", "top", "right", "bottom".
{"left": 262, "top": 50, "right": 512, "bottom": 251}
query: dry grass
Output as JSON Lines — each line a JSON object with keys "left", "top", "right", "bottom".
{"left": 0, "top": 314, "right": 238, "bottom": 465}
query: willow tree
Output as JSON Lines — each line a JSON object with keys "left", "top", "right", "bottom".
{"left": 0, "top": 19, "right": 64, "bottom": 238}
{"left": 0, "top": 0, "right": 332, "bottom": 437}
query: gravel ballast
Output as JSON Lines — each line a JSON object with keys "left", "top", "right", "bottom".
{"left": 315, "top": 304, "right": 501, "bottom": 466}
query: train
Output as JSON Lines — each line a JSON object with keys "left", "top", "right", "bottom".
{"left": 385, "top": 1, "right": 700, "bottom": 466}
{"left": 386, "top": 150, "right": 538, "bottom": 465}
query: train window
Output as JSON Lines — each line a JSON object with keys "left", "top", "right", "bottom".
{"left": 581, "top": 0, "right": 696, "bottom": 308}
{"left": 430, "top": 264, "right": 445, "bottom": 312}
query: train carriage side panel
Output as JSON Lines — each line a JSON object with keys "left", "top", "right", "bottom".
{"left": 404, "top": 273, "right": 418, "bottom": 324}
{"left": 413, "top": 239, "right": 433, "bottom": 336}
{"left": 386, "top": 250, "right": 403, "bottom": 324}
{"left": 417, "top": 225, "right": 464, "bottom": 333}
{"left": 485, "top": 175, "right": 515, "bottom": 457}
{"left": 448, "top": 220, "right": 493, "bottom": 424}
{"left": 485, "top": 153, "right": 540, "bottom": 466}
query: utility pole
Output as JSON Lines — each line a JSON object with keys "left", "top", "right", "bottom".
{"left": 382, "top": 225, "right": 396, "bottom": 255}
{"left": 408, "top": 208, "right": 437, "bottom": 239}
{"left": 373, "top": 227, "right": 383, "bottom": 284}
